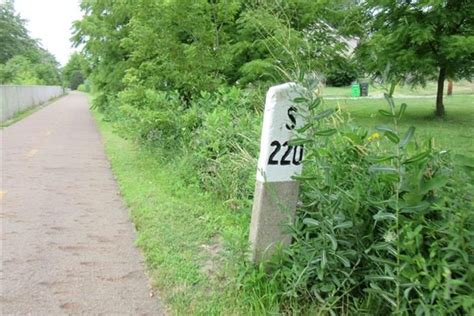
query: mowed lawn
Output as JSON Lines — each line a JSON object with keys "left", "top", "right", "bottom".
{"left": 324, "top": 94, "right": 474, "bottom": 157}
{"left": 322, "top": 80, "right": 474, "bottom": 97}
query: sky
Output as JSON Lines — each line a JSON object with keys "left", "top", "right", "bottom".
{"left": 14, "top": 0, "right": 83, "bottom": 66}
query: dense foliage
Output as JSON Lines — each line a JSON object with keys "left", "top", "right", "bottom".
{"left": 72, "top": 0, "right": 361, "bottom": 110}
{"left": 252, "top": 84, "right": 474, "bottom": 314}
{"left": 0, "top": 1, "right": 61, "bottom": 85}
{"left": 73, "top": 0, "right": 473, "bottom": 314}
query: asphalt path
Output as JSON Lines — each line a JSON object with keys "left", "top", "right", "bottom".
{"left": 1, "top": 92, "right": 163, "bottom": 315}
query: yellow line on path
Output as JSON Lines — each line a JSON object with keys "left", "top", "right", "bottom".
{"left": 0, "top": 191, "right": 6, "bottom": 200}
{"left": 27, "top": 149, "right": 38, "bottom": 157}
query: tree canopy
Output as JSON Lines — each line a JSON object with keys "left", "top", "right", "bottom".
{"left": 358, "top": 0, "right": 474, "bottom": 116}
{"left": 72, "top": 0, "right": 361, "bottom": 109}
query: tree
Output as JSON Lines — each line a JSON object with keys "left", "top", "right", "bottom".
{"left": 69, "top": 70, "right": 84, "bottom": 90}
{"left": 358, "top": 0, "right": 474, "bottom": 117}
{"left": 62, "top": 52, "right": 88, "bottom": 89}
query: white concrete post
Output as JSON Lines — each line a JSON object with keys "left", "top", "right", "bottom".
{"left": 249, "top": 82, "right": 306, "bottom": 263}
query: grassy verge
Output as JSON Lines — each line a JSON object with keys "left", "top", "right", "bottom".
{"left": 92, "top": 110, "right": 255, "bottom": 315}
{"left": 1, "top": 94, "right": 67, "bottom": 128}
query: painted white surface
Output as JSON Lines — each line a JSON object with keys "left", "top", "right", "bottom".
{"left": 0, "top": 85, "right": 64, "bottom": 122}
{"left": 256, "top": 83, "right": 306, "bottom": 182}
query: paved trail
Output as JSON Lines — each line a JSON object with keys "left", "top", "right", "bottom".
{"left": 1, "top": 93, "right": 162, "bottom": 315}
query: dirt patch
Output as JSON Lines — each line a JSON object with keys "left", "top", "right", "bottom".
{"left": 199, "top": 236, "right": 224, "bottom": 277}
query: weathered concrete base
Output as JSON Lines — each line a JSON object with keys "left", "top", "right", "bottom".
{"left": 249, "top": 180, "right": 299, "bottom": 263}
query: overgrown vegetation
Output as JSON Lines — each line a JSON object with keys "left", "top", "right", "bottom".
{"left": 250, "top": 81, "right": 474, "bottom": 314}
{"left": 75, "top": 0, "right": 474, "bottom": 314}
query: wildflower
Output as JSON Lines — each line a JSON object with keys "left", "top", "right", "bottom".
{"left": 368, "top": 132, "right": 381, "bottom": 142}
{"left": 384, "top": 230, "right": 396, "bottom": 243}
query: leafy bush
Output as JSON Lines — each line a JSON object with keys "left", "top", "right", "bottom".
{"left": 183, "top": 87, "right": 262, "bottom": 203}
{"left": 110, "top": 85, "right": 263, "bottom": 205}
{"left": 252, "top": 83, "right": 474, "bottom": 314}
{"left": 115, "top": 88, "right": 183, "bottom": 148}
{"left": 325, "top": 58, "right": 359, "bottom": 87}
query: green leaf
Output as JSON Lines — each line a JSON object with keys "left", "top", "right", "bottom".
{"left": 321, "top": 250, "right": 327, "bottom": 269}
{"left": 376, "top": 125, "right": 400, "bottom": 143}
{"left": 315, "top": 129, "right": 337, "bottom": 136}
{"left": 325, "top": 233, "right": 337, "bottom": 251}
{"left": 289, "top": 138, "right": 310, "bottom": 146}
{"left": 293, "top": 97, "right": 308, "bottom": 103}
{"left": 309, "top": 98, "right": 321, "bottom": 110}
{"left": 296, "top": 123, "right": 312, "bottom": 133}
{"left": 381, "top": 293, "right": 397, "bottom": 308}
{"left": 334, "top": 221, "right": 353, "bottom": 230}
{"left": 384, "top": 131, "right": 400, "bottom": 144}
{"left": 379, "top": 109, "right": 395, "bottom": 117}
{"left": 371, "top": 242, "right": 397, "bottom": 256}
{"left": 314, "top": 109, "right": 334, "bottom": 120}
{"left": 373, "top": 211, "right": 397, "bottom": 221}
{"left": 303, "top": 218, "right": 320, "bottom": 226}
{"left": 292, "top": 175, "right": 318, "bottom": 181}
{"left": 403, "top": 151, "right": 430, "bottom": 164}
{"left": 384, "top": 93, "right": 395, "bottom": 108}
{"left": 404, "top": 287, "right": 413, "bottom": 299}
{"left": 375, "top": 125, "right": 396, "bottom": 134}
{"left": 336, "top": 254, "right": 350, "bottom": 268}
{"left": 369, "top": 166, "right": 398, "bottom": 174}
{"left": 365, "top": 275, "right": 395, "bottom": 281}
{"left": 399, "top": 126, "right": 415, "bottom": 148}
{"left": 398, "top": 103, "right": 407, "bottom": 119}
{"left": 319, "top": 284, "right": 335, "bottom": 292}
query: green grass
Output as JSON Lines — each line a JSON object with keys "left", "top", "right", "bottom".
{"left": 1, "top": 94, "right": 67, "bottom": 128}
{"left": 322, "top": 80, "right": 474, "bottom": 98}
{"left": 325, "top": 94, "right": 474, "bottom": 157}
{"left": 92, "top": 110, "right": 254, "bottom": 315}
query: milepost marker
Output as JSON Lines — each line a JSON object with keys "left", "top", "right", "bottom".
{"left": 249, "top": 82, "right": 306, "bottom": 263}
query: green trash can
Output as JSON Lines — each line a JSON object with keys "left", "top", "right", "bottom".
{"left": 351, "top": 83, "right": 360, "bottom": 97}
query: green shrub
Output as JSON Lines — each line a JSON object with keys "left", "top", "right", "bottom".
{"left": 188, "top": 87, "right": 261, "bottom": 203}
{"left": 108, "top": 84, "right": 263, "bottom": 205}
{"left": 325, "top": 58, "right": 359, "bottom": 87}
{"left": 115, "top": 88, "right": 182, "bottom": 148}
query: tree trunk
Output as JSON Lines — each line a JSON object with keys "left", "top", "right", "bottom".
{"left": 447, "top": 80, "right": 453, "bottom": 96}
{"left": 436, "top": 67, "right": 446, "bottom": 117}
